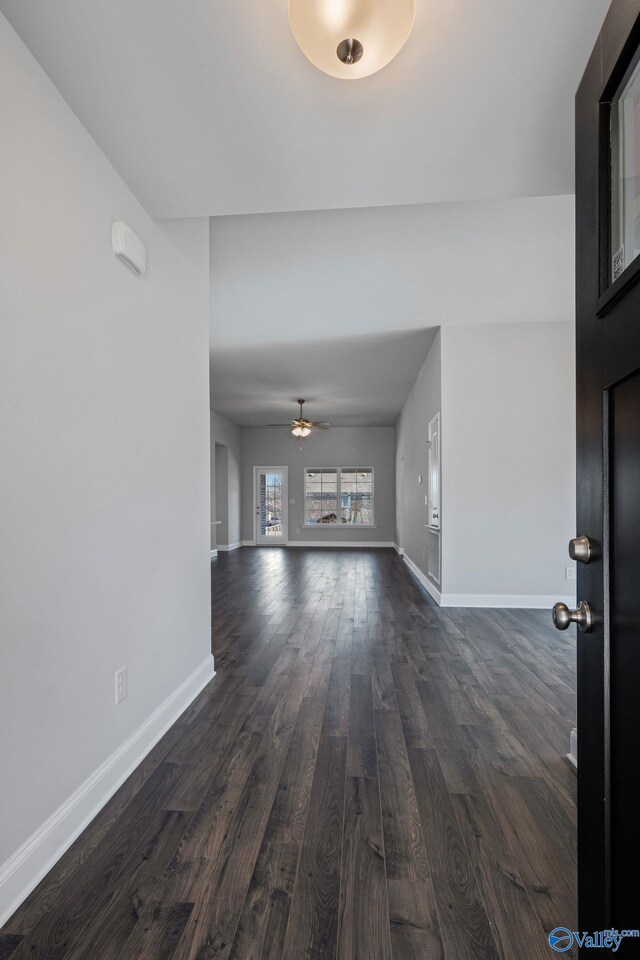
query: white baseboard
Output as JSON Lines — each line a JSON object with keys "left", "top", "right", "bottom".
{"left": 242, "top": 540, "right": 256, "bottom": 547}
{"left": 568, "top": 727, "right": 577, "bottom": 769}
{"left": 439, "top": 593, "right": 576, "bottom": 609}
{"left": 403, "top": 555, "right": 442, "bottom": 605}
{"left": 401, "top": 556, "right": 571, "bottom": 611}
{"left": 287, "top": 541, "right": 395, "bottom": 549}
{"left": 393, "top": 543, "right": 405, "bottom": 556}
{"left": 0, "top": 654, "right": 215, "bottom": 927}
{"left": 210, "top": 549, "right": 218, "bottom": 559}
{"left": 216, "top": 541, "right": 243, "bottom": 552}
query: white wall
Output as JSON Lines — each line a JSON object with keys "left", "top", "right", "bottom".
{"left": 440, "top": 321, "right": 576, "bottom": 605}
{"left": 210, "top": 411, "right": 242, "bottom": 548}
{"left": 395, "top": 331, "right": 441, "bottom": 584}
{"left": 0, "top": 15, "right": 212, "bottom": 921}
{"left": 241, "top": 427, "right": 396, "bottom": 545}
{"left": 210, "top": 198, "right": 575, "bottom": 353}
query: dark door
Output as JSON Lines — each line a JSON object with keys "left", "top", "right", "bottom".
{"left": 574, "top": 0, "right": 640, "bottom": 950}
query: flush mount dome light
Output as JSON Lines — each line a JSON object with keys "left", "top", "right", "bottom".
{"left": 289, "top": 0, "right": 416, "bottom": 80}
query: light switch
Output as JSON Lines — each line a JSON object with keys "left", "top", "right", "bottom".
{"left": 418, "top": 475, "right": 423, "bottom": 484}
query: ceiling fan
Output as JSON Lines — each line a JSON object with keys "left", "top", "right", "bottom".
{"left": 269, "top": 399, "right": 331, "bottom": 450}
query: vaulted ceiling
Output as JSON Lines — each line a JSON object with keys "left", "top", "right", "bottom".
{"left": 2, "top": 0, "right": 609, "bottom": 426}
{"left": 0, "top": 0, "right": 609, "bottom": 218}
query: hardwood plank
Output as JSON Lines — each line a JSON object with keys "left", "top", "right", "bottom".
{"left": 450, "top": 790, "right": 550, "bottom": 960}
{"left": 408, "top": 747, "right": 501, "bottom": 960}
{"left": 337, "top": 777, "right": 392, "bottom": 960}
{"left": 346, "top": 673, "right": 378, "bottom": 777}
{"left": 228, "top": 842, "right": 299, "bottom": 960}
{"left": 374, "top": 710, "right": 429, "bottom": 882}
{"left": 174, "top": 669, "right": 310, "bottom": 960}
{"left": 416, "top": 680, "right": 477, "bottom": 794}
{"left": 117, "top": 901, "right": 193, "bottom": 960}
{"left": 371, "top": 644, "right": 398, "bottom": 712}
{"left": 281, "top": 732, "right": 346, "bottom": 960}
{"left": 263, "top": 695, "right": 326, "bottom": 846}
{"left": 390, "top": 662, "right": 434, "bottom": 749}
{"left": 386, "top": 881, "right": 445, "bottom": 960}
{"left": 0, "top": 936, "right": 24, "bottom": 960}
{"left": 323, "top": 655, "right": 351, "bottom": 737}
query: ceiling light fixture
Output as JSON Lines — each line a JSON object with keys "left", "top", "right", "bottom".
{"left": 289, "top": 0, "right": 416, "bottom": 80}
{"left": 268, "top": 400, "right": 331, "bottom": 450}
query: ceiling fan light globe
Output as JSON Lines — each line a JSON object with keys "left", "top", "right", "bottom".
{"left": 292, "top": 425, "right": 304, "bottom": 437}
{"left": 301, "top": 426, "right": 312, "bottom": 437}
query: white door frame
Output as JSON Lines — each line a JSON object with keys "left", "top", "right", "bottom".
{"left": 253, "top": 466, "right": 289, "bottom": 545}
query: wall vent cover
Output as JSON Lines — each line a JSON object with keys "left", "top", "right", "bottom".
{"left": 111, "top": 221, "right": 146, "bottom": 276}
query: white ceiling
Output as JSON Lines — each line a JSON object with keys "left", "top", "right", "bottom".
{"left": 3, "top": 2, "right": 601, "bottom": 427}
{"left": 210, "top": 194, "right": 575, "bottom": 423}
{"left": 210, "top": 328, "right": 438, "bottom": 426}
{"left": 0, "top": 0, "right": 609, "bottom": 218}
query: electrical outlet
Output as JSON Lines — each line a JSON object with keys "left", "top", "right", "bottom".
{"left": 424, "top": 495, "right": 429, "bottom": 506}
{"left": 115, "top": 667, "right": 127, "bottom": 704}
{"left": 565, "top": 566, "right": 576, "bottom": 581}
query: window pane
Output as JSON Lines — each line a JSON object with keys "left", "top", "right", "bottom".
{"left": 611, "top": 48, "right": 640, "bottom": 280}
{"left": 305, "top": 468, "right": 372, "bottom": 525}
{"left": 305, "top": 468, "right": 338, "bottom": 523}
{"left": 318, "top": 508, "right": 338, "bottom": 522}
{"left": 339, "top": 468, "right": 373, "bottom": 524}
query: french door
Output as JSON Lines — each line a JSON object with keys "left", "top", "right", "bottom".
{"left": 254, "top": 467, "right": 288, "bottom": 545}
{"left": 574, "top": 2, "right": 640, "bottom": 948}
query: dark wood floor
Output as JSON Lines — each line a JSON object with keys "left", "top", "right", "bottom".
{"left": 1, "top": 548, "right": 577, "bottom": 960}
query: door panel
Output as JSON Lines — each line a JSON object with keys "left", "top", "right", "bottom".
{"left": 576, "top": 2, "right": 640, "bottom": 948}
{"left": 255, "top": 467, "right": 288, "bottom": 545}
{"left": 609, "top": 371, "right": 640, "bottom": 923}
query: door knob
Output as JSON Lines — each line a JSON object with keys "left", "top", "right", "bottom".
{"left": 569, "top": 535, "right": 592, "bottom": 564}
{"left": 552, "top": 600, "right": 593, "bottom": 633}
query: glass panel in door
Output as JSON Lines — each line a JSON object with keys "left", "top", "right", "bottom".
{"left": 255, "top": 468, "right": 287, "bottom": 544}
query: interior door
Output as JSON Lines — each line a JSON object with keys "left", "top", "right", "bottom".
{"left": 574, "top": 2, "right": 640, "bottom": 948}
{"left": 255, "top": 467, "right": 288, "bottom": 545}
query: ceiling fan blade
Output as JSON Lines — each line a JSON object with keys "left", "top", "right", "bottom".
{"left": 267, "top": 423, "right": 295, "bottom": 427}
{"left": 311, "top": 422, "right": 331, "bottom": 430}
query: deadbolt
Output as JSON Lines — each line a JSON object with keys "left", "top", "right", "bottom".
{"left": 569, "top": 535, "right": 592, "bottom": 564}
{"left": 552, "top": 600, "right": 593, "bottom": 633}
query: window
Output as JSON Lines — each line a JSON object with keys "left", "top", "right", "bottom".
{"left": 611, "top": 46, "right": 640, "bottom": 281}
{"left": 304, "top": 468, "right": 374, "bottom": 525}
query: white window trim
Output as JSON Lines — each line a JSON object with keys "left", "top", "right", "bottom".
{"left": 303, "top": 467, "right": 375, "bottom": 527}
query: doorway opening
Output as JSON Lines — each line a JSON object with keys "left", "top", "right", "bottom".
{"left": 214, "top": 442, "right": 229, "bottom": 549}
